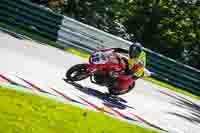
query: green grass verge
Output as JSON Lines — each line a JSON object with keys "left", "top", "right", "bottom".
{"left": 0, "top": 86, "right": 158, "bottom": 133}
{"left": 64, "top": 48, "right": 90, "bottom": 59}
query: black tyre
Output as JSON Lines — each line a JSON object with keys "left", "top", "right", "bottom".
{"left": 108, "top": 83, "right": 135, "bottom": 95}
{"left": 66, "top": 64, "right": 90, "bottom": 81}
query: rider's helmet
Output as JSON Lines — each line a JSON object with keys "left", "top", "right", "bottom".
{"left": 129, "top": 42, "right": 143, "bottom": 59}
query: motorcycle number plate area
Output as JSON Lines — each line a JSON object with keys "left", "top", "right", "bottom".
{"left": 90, "top": 53, "right": 107, "bottom": 64}
{"left": 91, "top": 55, "right": 99, "bottom": 63}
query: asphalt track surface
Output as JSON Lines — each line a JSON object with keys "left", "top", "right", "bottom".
{"left": 0, "top": 31, "right": 200, "bottom": 133}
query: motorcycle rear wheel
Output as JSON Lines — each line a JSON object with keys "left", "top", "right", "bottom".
{"left": 66, "top": 64, "right": 90, "bottom": 81}
{"left": 108, "top": 83, "right": 135, "bottom": 95}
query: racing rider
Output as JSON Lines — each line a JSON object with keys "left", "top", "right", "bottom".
{"left": 92, "top": 42, "right": 151, "bottom": 94}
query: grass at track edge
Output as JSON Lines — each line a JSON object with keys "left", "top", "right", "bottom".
{"left": 0, "top": 85, "right": 158, "bottom": 133}
{"left": 65, "top": 48, "right": 200, "bottom": 100}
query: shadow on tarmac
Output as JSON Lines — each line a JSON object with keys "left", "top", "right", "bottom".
{"left": 160, "top": 90, "right": 200, "bottom": 124}
{"left": 63, "top": 78, "right": 135, "bottom": 110}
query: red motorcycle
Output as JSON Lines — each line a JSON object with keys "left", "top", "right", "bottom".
{"left": 66, "top": 50, "right": 136, "bottom": 95}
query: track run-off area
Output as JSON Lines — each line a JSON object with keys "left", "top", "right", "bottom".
{"left": 0, "top": 31, "right": 199, "bottom": 133}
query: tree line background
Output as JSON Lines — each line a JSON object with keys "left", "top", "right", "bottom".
{"left": 30, "top": 0, "right": 200, "bottom": 70}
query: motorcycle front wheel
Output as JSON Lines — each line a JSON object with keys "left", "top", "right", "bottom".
{"left": 66, "top": 64, "right": 90, "bottom": 81}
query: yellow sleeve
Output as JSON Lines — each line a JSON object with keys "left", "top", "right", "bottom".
{"left": 133, "top": 52, "right": 146, "bottom": 77}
